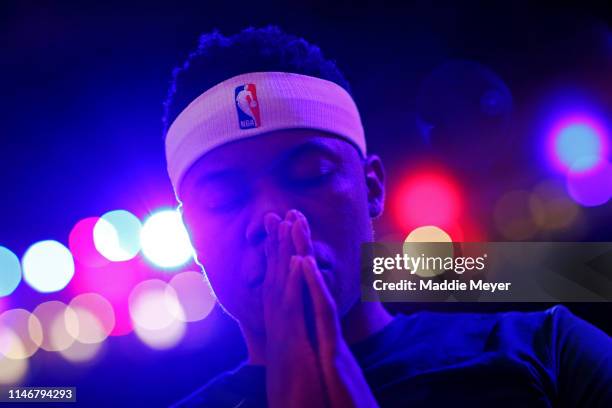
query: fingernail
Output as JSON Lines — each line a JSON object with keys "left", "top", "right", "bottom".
{"left": 286, "top": 210, "right": 298, "bottom": 222}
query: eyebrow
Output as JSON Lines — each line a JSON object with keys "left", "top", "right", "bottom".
{"left": 195, "top": 139, "right": 341, "bottom": 185}
{"left": 195, "top": 169, "right": 243, "bottom": 188}
{"left": 279, "top": 139, "right": 341, "bottom": 165}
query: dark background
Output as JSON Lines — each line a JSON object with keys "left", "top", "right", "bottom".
{"left": 1, "top": 1, "right": 611, "bottom": 406}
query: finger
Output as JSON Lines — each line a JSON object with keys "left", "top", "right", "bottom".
{"left": 286, "top": 209, "right": 299, "bottom": 223}
{"left": 264, "top": 212, "right": 282, "bottom": 234}
{"left": 280, "top": 255, "right": 312, "bottom": 347}
{"left": 302, "top": 255, "right": 341, "bottom": 347}
{"left": 263, "top": 212, "right": 281, "bottom": 252}
{"left": 263, "top": 213, "right": 282, "bottom": 291}
{"left": 284, "top": 255, "right": 305, "bottom": 311}
{"left": 289, "top": 256, "right": 320, "bottom": 352}
{"left": 266, "top": 255, "right": 306, "bottom": 347}
{"left": 276, "top": 219, "right": 295, "bottom": 290}
{"left": 292, "top": 212, "right": 314, "bottom": 256}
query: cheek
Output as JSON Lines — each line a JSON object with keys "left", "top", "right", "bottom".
{"left": 315, "top": 176, "right": 372, "bottom": 241}
{"left": 314, "top": 179, "right": 371, "bottom": 309}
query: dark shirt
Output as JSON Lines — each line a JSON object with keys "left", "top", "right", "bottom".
{"left": 172, "top": 306, "right": 612, "bottom": 407}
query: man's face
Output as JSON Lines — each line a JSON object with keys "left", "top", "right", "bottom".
{"left": 179, "top": 129, "right": 383, "bottom": 333}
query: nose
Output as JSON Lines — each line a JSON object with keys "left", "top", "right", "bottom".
{"left": 244, "top": 182, "right": 294, "bottom": 246}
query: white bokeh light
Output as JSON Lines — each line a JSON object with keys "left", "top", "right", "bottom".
{"left": 32, "top": 301, "right": 77, "bottom": 352}
{"left": 93, "top": 210, "right": 142, "bottom": 262}
{"left": 140, "top": 210, "right": 193, "bottom": 269}
{"left": 0, "top": 328, "right": 29, "bottom": 384}
{"left": 168, "top": 271, "right": 216, "bottom": 322}
{"left": 403, "top": 226, "right": 454, "bottom": 278}
{"left": 129, "top": 279, "right": 186, "bottom": 350}
{"left": 22, "top": 240, "right": 75, "bottom": 293}
{"left": 0, "top": 309, "right": 43, "bottom": 359}
{"left": 404, "top": 225, "right": 453, "bottom": 243}
{"left": 68, "top": 293, "right": 115, "bottom": 344}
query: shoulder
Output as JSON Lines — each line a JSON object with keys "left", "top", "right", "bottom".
{"left": 484, "top": 304, "right": 610, "bottom": 350}
{"left": 390, "top": 306, "right": 580, "bottom": 355}
{"left": 542, "top": 305, "right": 612, "bottom": 406}
{"left": 398, "top": 306, "right": 610, "bottom": 366}
{"left": 406, "top": 305, "right": 573, "bottom": 333}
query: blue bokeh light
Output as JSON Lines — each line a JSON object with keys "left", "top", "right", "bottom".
{"left": 555, "top": 123, "right": 603, "bottom": 171}
{"left": 547, "top": 115, "right": 609, "bottom": 173}
{"left": 0, "top": 246, "right": 22, "bottom": 297}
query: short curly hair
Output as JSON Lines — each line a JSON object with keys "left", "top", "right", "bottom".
{"left": 162, "top": 25, "right": 352, "bottom": 137}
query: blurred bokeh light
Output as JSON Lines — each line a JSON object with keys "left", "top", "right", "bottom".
{"left": 32, "top": 301, "right": 77, "bottom": 352}
{"left": 548, "top": 115, "right": 608, "bottom": 173}
{"left": 403, "top": 226, "right": 454, "bottom": 277}
{"left": 140, "top": 210, "right": 194, "bottom": 269}
{"left": 529, "top": 179, "right": 581, "bottom": 230}
{"left": 494, "top": 190, "right": 539, "bottom": 240}
{"left": 129, "top": 279, "right": 186, "bottom": 350}
{"left": 68, "top": 293, "right": 115, "bottom": 344}
{"left": 0, "top": 329, "right": 29, "bottom": 384}
{"left": 168, "top": 271, "right": 216, "bottom": 323}
{"left": 67, "top": 255, "right": 151, "bottom": 336}
{"left": 392, "top": 169, "right": 462, "bottom": 237}
{"left": 0, "top": 309, "right": 43, "bottom": 359}
{"left": 93, "top": 209, "right": 142, "bottom": 262}
{"left": 69, "top": 217, "right": 111, "bottom": 268}
{"left": 404, "top": 225, "right": 452, "bottom": 243}
{"left": 0, "top": 246, "right": 21, "bottom": 297}
{"left": 566, "top": 159, "right": 612, "bottom": 207}
{"left": 22, "top": 240, "right": 75, "bottom": 293}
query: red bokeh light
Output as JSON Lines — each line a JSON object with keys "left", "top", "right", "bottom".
{"left": 66, "top": 256, "right": 153, "bottom": 336}
{"left": 391, "top": 169, "right": 463, "bottom": 233}
{"left": 69, "top": 217, "right": 111, "bottom": 268}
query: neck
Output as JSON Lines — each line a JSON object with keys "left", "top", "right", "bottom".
{"left": 243, "top": 300, "right": 393, "bottom": 365}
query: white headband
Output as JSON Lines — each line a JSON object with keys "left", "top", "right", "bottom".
{"left": 165, "top": 71, "right": 366, "bottom": 193}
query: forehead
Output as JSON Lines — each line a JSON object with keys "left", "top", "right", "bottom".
{"left": 179, "top": 129, "right": 359, "bottom": 191}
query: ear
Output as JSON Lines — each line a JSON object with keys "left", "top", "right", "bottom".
{"left": 363, "top": 154, "right": 385, "bottom": 218}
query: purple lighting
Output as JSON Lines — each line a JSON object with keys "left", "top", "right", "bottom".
{"left": 547, "top": 114, "right": 609, "bottom": 174}
{"left": 566, "top": 159, "right": 612, "bottom": 207}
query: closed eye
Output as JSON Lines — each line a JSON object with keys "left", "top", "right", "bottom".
{"left": 283, "top": 148, "right": 339, "bottom": 188}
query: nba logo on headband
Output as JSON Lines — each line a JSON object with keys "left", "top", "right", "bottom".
{"left": 235, "top": 84, "right": 261, "bottom": 129}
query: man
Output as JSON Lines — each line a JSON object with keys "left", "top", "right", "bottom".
{"left": 165, "top": 26, "right": 611, "bottom": 407}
